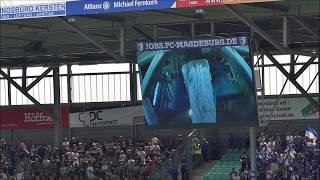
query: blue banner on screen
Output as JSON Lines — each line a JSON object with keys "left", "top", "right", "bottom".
{"left": 0, "top": 2, "right": 66, "bottom": 20}
{"left": 67, "top": 0, "right": 176, "bottom": 15}
{"left": 137, "top": 37, "right": 258, "bottom": 127}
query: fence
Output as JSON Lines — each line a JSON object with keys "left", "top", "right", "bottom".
{"left": 149, "top": 129, "right": 197, "bottom": 180}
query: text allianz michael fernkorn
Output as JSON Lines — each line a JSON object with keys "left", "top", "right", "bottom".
{"left": 114, "top": 0, "right": 158, "bottom": 8}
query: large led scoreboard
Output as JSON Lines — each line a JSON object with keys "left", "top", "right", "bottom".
{"left": 137, "top": 37, "right": 259, "bottom": 127}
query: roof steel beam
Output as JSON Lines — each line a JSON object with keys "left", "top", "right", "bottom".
{"left": 132, "top": 26, "right": 154, "bottom": 42}
{"left": 294, "top": 56, "right": 318, "bottom": 79}
{"left": 245, "top": 2, "right": 289, "bottom": 12}
{"left": 291, "top": 16, "right": 320, "bottom": 40}
{"left": 26, "top": 67, "right": 54, "bottom": 91}
{"left": 225, "top": 5, "right": 286, "bottom": 53}
{"left": 265, "top": 52, "right": 319, "bottom": 108}
{"left": 0, "top": 68, "right": 55, "bottom": 119}
{"left": 1, "top": 22, "right": 49, "bottom": 31}
{"left": 58, "top": 17, "right": 123, "bottom": 62}
{"left": 79, "top": 15, "right": 125, "bottom": 22}
{"left": 151, "top": 10, "right": 203, "bottom": 20}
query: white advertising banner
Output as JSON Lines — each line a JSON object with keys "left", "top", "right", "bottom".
{"left": 258, "top": 97, "right": 319, "bottom": 126}
{"left": 69, "top": 97, "right": 319, "bottom": 128}
{"left": 69, "top": 106, "right": 145, "bottom": 128}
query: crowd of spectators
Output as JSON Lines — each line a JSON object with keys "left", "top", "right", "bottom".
{"left": 0, "top": 135, "right": 182, "bottom": 180}
{"left": 255, "top": 131, "right": 319, "bottom": 179}
{"left": 231, "top": 130, "right": 319, "bottom": 180}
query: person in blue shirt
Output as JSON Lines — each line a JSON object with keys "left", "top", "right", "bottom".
{"left": 169, "top": 166, "right": 179, "bottom": 180}
{"left": 201, "top": 138, "right": 209, "bottom": 163}
{"left": 180, "top": 158, "right": 189, "bottom": 180}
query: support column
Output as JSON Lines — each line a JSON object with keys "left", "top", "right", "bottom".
{"left": 120, "top": 26, "right": 126, "bottom": 58}
{"left": 290, "top": 54, "right": 295, "bottom": 77}
{"left": 130, "top": 63, "right": 137, "bottom": 103}
{"left": 191, "top": 22, "right": 195, "bottom": 39}
{"left": 261, "top": 54, "right": 265, "bottom": 96}
{"left": 53, "top": 67, "right": 62, "bottom": 146}
{"left": 7, "top": 68, "right": 11, "bottom": 105}
{"left": 22, "top": 66, "right": 27, "bottom": 90}
{"left": 7, "top": 68, "right": 13, "bottom": 143}
{"left": 67, "top": 64, "right": 73, "bottom": 138}
{"left": 318, "top": 55, "right": 320, "bottom": 122}
{"left": 283, "top": 16, "right": 288, "bottom": 49}
{"left": 210, "top": 21, "right": 215, "bottom": 37}
{"left": 250, "top": 127, "right": 257, "bottom": 172}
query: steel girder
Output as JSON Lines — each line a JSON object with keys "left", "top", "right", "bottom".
{"left": 291, "top": 16, "right": 320, "bottom": 40}
{"left": 0, "top": 68, "right": 55, "bottom": 119}
{"left": 58, "top": 17, "right": 123, "bottom": 62}
{"left": 26, "top": 67, "right": 53, "bottom": 91}
{"left": 132, "top": 26, "right": 155, "bottom": 42}
{"left": 265, "top": 52, "right": 319, "bottom": 109}
{"left": 225, "top": 4, "right": 286, "bottom": 53}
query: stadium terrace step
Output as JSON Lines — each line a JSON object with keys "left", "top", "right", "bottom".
{"left": 203, "top": 148, "right": 249, "bottom": 180}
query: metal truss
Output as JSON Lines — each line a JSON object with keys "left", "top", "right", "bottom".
{"left": 225, "top": 4, "right": 319, "bottom": 109}
{"left": 0, "top": 67, "right": 62, "bottom": 145}
{"left": 58, "top": 17, "right": 124, "bottom": 62}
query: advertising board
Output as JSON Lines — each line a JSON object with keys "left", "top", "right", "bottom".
{"left": 258, "top": 97, "right": 319, "bottom": 126}
{"left": 69, "top": 106, "right": 145, "bottom": 128}
{"left": 0, "top": 106, "right": 69, "bottom": 129}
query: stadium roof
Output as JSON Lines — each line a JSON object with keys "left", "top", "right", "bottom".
{"left": 0, "top": 0, "right": 319, "bottom": 67}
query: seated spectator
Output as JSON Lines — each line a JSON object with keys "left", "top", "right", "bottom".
{"left": 0, "top": 135, "right": 182, "bottom": 179}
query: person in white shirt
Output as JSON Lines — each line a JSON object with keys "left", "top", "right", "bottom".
{"left": 151, "top": 136, "right": 159, "bottom": 146}
{"left": 87, "top": 164, "right": 95, "bottom": 180}
{"left": 286, "top": 132, "right": 293, "bottom": 144}
{"left": 62, "top": 138, "right": 70, "bottom": 150}
{"left": 119, "top": 151, "right": 126, "bottom": 163}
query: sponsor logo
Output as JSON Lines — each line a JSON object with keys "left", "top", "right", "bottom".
{"left": 301, "top": 101, "right": 320, "bottom": 117}
{"left": 103, "top": 1, "right": 111, "bottom": 10}
{"left": 77, "top": 111, "right": 118, "bottom": 127}
{"left": 24, "top": 112, "right": 53, "bottom": 122}
{"left": 239, "top": 36, "right": 247, "bottom": 46}
{"left": 83, "top": 0, "right": 158, "bottom": 11}
{"left": 137, "top": 43, "right": 144, "bottom": 51}
{"left": 84, "top": 1, "right": 110, "bottom": 11}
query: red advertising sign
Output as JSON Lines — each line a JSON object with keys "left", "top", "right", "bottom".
{"left": 176, "top": 0, "right": 279, "bottom": 8}
{"left": 0, "top": 106, "right": 69, "bottom": 129}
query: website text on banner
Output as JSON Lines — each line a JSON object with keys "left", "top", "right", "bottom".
{"left": 258, "top": 97, "right": 319, "bottom": 124}
{"left": 0, "top": 106, "right": 69, "bottom": 130}
{"left": 69, "top": 106, "right": 145, "bottom": 128}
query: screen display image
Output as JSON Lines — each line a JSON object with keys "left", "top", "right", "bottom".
{"left": 137, "top": 37, "right": 258, "bottom": 127}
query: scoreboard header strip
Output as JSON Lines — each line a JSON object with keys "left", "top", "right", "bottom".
{"left": 0, "top": 0, "right": 279, "bottom": 21}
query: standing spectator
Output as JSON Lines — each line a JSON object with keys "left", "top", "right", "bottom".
{"left": 180, "top": 157, "right": 189, "bottom": 180}
{"left": 201, "top": 138, "right": 209, "bottom": 163}
{"left": 210, "top": 135, "right": 218, "bottom": 160}
{"left": 240, "top": 153, "right": 249, "bottom": 172}
{"left": 193, "top": 139, "right": 202, "bottom": 167}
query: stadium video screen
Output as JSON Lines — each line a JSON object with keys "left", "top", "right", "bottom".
{"left": 137, "top": 37, "right": 258, "bottom": 127}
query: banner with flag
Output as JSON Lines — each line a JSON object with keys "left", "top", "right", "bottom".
{"left": 305, "top": 126, "right": 318, "bottom": 143}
